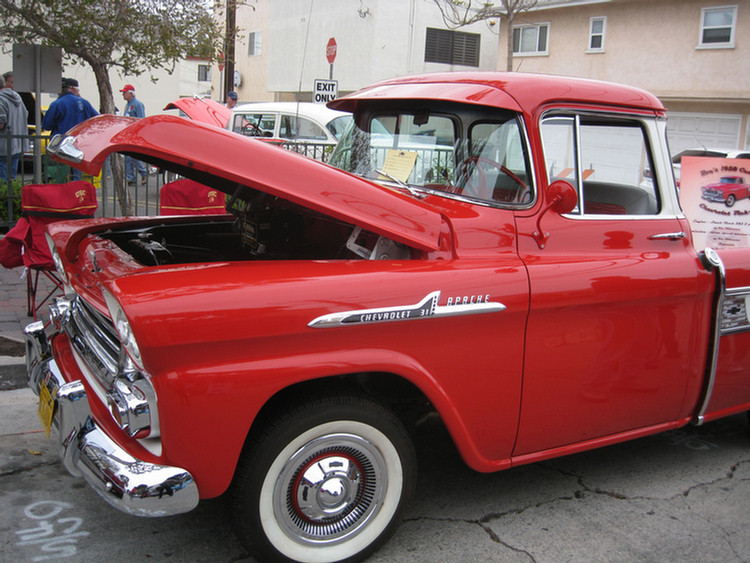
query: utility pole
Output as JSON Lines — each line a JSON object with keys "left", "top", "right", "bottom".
{"left": 223, "top": 0, "right": 236, "bottom": 100}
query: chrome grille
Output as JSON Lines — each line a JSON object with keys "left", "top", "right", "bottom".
{"left": 66, "top": 296, "right": 122, "bottom": 388}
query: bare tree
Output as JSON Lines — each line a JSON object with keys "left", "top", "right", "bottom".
{"left": 433, "top": 0, "right": 539, "bottom": 72}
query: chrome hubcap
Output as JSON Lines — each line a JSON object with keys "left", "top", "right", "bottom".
{"left": 274, "top": 433, "right": 387, "bottom": 544}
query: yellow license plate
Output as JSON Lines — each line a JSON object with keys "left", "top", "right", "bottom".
{"left": 38, "top": 383, "right": 56, "bottom": 438}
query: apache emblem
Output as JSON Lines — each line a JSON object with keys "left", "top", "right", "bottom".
{"left": 308, "top": 290, "right": 505, "bottom": 328}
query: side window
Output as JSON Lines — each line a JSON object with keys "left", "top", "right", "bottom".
{"left": 279, "top": 115, "right": 296, "bottom": 139}
{"left": 296, "top": 118, "right": 328, "bottom": 141}
{"left": 541, "top": 115, "right": 660, "bottom": 216}
{"left": 464, "top": 120, "right": 533, "bottom": 204}
{"left": 279, "top": 116, "right": 328, "bottom": 141}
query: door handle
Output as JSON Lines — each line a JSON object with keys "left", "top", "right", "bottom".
{"left": 649, "top": 232, "right": 687, "bottom": 240}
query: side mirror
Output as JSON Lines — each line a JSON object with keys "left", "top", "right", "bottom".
{"left": 532, "top": 180, "right": 578, "bottom": 249}
{"left": 547, "top": 180, "right": 578, "bottom": 214}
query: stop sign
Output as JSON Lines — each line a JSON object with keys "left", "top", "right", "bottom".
{"left": 326, "top": 37, "right": 337, "bottom": 64}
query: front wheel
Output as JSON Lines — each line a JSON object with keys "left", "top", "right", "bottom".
{"left": 726, "top": 194, "right": 736, "bottom": 207}
{"left": 231, "top": 395, "right": 417, "bottom": 563}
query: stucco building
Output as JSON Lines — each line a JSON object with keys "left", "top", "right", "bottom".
{"left": 223, "top": 0, "right": 748, "bottom": 154}
{"left": 503, "top": 0, "right": 749, "bottom": 153}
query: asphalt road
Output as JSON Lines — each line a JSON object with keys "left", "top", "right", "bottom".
{"left": 2, "top": 387, "right": 749, "bottom": 563}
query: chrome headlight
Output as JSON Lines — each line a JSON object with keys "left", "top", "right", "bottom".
{"left": 103, "top": 288, "right": 144, "bottom": 371}
{"left": 45, "top": 232, "right": 70, "bottom": 289}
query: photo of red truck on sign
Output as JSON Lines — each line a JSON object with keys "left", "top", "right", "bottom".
{"left": 701, "top": 175, "right": 749, "bottom": 207}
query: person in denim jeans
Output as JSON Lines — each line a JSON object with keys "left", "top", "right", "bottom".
{"left": 121, "top": 84, "right": 149, "bottom": 184}
{"left": 0, "top": 74, "right": 29, "bottom": 181}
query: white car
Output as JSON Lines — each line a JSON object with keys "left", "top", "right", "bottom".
{"left": 672, "top": 147, "right": 750, "bottom": 183}
{"left": 227, "top": 102, "right": 351, "bottom": 144}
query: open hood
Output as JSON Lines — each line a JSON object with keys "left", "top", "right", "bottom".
{"left": 163, "top": 97, "right": 230, "bottom": 128}
{"left": 54, "top": 114, "right": 443, "bottom": 252}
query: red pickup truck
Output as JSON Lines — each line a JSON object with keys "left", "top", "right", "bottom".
{"left": 701, "top": 175, "right": 749, "bottom": 206}
{"left": 26, "top": 72, "right": 750, "bottom": 563}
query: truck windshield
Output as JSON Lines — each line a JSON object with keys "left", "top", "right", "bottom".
{"left": 329, "top": 108, "right": 533, "bottom": 206}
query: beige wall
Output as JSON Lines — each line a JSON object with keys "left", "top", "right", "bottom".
{"left": 503, "top": 0, "right": 749, "bottom": 98}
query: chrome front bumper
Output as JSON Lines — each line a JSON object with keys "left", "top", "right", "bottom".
{"left": 24, "top": 321, "right": 199, "bottom": 517}
{"left": 701, "top": 191, "right": 725, "bottom": 203}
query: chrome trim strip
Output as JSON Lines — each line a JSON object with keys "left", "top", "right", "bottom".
{"left": 693, "top": 247, "right": 726, "bottom": 425}
{"left": 308, "top": 290, "right": 506, "bottom": 328}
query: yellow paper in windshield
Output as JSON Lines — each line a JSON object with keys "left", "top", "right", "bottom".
{"left": 378, "top": 150, "right": 418, "bottom": 184}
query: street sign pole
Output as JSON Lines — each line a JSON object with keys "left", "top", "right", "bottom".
{"left": 13, "top": 44, "right": 61, "bottom": 184}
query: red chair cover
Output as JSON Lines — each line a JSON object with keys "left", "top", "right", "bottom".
{"left": 19, "top": 181, "right": 98, "bottom": 269}
{"left": 0, "top": 181, "right": 98, "bottom": 320}
{"left": 160, "top": 179, "right": 227, "bottom": 215}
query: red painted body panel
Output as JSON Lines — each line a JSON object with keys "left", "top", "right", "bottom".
{"left": 513, "top": 213, "right": 710, "bottom": 455}
{"left": 163, "top": 97, "right": 230, "bottom": 128}
{"left": 52, "top": 255, "right": 529, "bottom": 491}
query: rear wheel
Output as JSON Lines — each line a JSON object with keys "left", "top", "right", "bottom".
{"left": 231, "top": 394, "right": 416, "bottom": 563}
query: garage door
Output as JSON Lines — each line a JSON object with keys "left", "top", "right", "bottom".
{"left": 667, "top": 112, "right": 741, "bottom": 155}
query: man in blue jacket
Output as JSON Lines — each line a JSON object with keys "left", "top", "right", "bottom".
{"left": 42, "top": 78, "right": 98, "bottom": 181}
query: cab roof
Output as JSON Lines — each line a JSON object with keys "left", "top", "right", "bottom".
{"left": 329, "top": 71, "right": 665, "bottom": 116}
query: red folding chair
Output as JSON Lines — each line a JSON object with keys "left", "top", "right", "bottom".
{"left": 159, "top": 179, "right": 227, "bottom": 215}
{"left": 0, "top": 181, "right": 98, "bottom": 320}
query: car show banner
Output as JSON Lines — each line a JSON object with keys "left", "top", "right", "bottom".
{"left": 679, "top": 157, "right": 750, "bottom": 249}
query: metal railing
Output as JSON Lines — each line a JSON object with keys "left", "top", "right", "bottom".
{"left": 2, "top": 131, "right": 333, "bottom": 231}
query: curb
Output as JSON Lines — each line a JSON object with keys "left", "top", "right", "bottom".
{"left": 0, "top": 356, "right": 27, "bottom": 391}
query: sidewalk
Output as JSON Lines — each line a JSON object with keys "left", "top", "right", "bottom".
{"left": 0, "top": 263, "right": 52, "bottom": 391}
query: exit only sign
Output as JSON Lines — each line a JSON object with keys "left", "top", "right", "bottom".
{"left": 313, "top": 79, "right": 338, "bottom": 104}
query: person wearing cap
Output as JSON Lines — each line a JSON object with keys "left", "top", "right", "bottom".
{"left": 120, "top": 84, "right": 148, "bottom": 184}
{"left": 0, "top": 73, "right": 29, "bottom": 180}
{"left": 41, "top": 78, "right": 98, "bottom": 181}
{"left": 225, "top": 91, "right": 238, "bottom": 109}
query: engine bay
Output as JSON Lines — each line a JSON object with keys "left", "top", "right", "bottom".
{"left": 99, "top": 186, "right": 412, "bottom": 267}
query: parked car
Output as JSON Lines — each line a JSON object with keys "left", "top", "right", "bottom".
{"left": 672, "top": 147, "right": 750, "bottom": 183}
{"left": 701, "top": 175, "right": 749, "bottom": 206}
{"left": 27, "top": 72, "right": 750, "bottom": 563}
{"left": 227, "top": 101, "right": 351, "bottom": 144}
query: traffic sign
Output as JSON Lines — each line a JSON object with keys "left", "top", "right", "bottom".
{"left": 313, "top": 79, "right": 338, "bottom": 104}
{"left": 326, "top": 38, "right": 337, "bottom": 64}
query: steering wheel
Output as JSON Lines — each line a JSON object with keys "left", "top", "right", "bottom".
{"left": 242, "top": 122, "right": 262, "bottom": 137}
{"left": 460, "top": 156, "right": 528, "bottom": 200}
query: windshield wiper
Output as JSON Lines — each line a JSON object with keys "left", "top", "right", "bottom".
{"left": 374, "top": 169, "right": 421, "bottom": 197}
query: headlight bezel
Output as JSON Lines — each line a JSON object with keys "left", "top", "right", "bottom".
{"left": 102, "top": 288, "right": 145, "bottom": 372}
{"left": 45, "top": 232, "right": 70, "bottom": 290}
